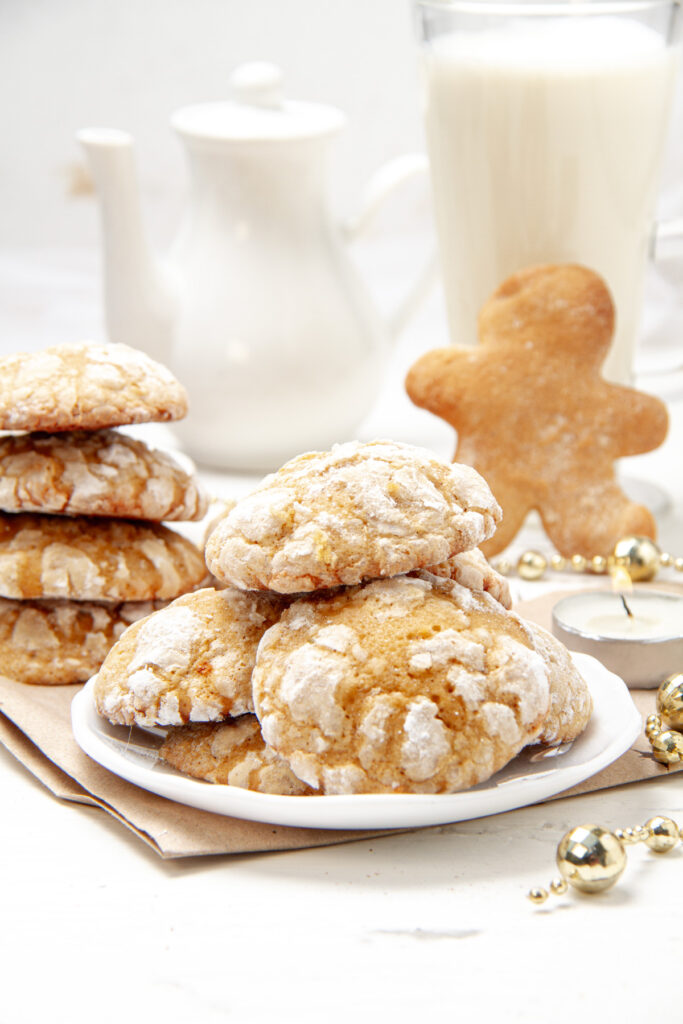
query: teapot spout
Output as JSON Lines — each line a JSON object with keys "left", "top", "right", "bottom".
{"left": 77, "top": 128, "right": 175, "bottom": 365}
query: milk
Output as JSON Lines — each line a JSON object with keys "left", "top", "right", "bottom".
{"left": 422, "top": 18, "right": 678, "bottom": 382}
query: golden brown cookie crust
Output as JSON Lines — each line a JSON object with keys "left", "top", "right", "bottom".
{"left": 0, "top": 430, "right": 208, "bottom": 521}
{"left": 406, "top": 265, "right": 668, "bottom": 557}
{"left": 159, "top": 716, "right": 314, "bottom": 794}
{"left": 252, "top": 572, "right": 550, "bottom": 794}
{"left": 94, "top": 586, "right": 287, "bottom": 727}
{"left": 0, "top": 597, "right": 165, "bottom": 685}
{"left": 0, "top": 512, "right": 208, "bottom": 602}
{"left": 0, "top": 341, "right": 188, "bottom": 431}
{"left": 205, "top": 440, "right": 501, "bottom": 593}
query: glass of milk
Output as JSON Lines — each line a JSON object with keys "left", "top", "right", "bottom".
{"left": 415, "top": 0, "right": 682, "bottom": 383}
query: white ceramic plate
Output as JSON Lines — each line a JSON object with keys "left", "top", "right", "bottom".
{"left": 71, "top": 653, "right": 640, "bottom": 831}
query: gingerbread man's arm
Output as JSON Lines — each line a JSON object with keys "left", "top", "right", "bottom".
{"left": 405, "top": 347, "right": 473, "bottom": 429}
{"left": 598, "top": 383, "right": 669, "bottom": 456}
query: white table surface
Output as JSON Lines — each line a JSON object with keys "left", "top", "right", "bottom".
{"left": 1, "top": 249, "right": 683, "bottom": 1024}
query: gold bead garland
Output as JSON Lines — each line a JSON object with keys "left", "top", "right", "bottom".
{"left": 528, "top": 817, "right": 681, "bottom": 905}
{"left": 495, "top": 535, "right": 680, "bottom": 584}
{"left": 506, "top": 535, "right": 683, "bottom": 905}
{"left": 645, "top": 673, "right": 683, "bottom": 764}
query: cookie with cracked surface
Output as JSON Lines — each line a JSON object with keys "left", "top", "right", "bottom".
{"left": 205, "top": 439, "right": 501, "bottom": 593}
{"left": 525, "top": 621, "right": 593, "bottom": 745}
{"left": 0, "top": 512, "right": 208, "bottom": 602}
{"left": 0, "top": 341, "right": 187, "bottom": 432}
{"left": 93, "top": 586, "right": 288, "bottom": 728}
{"left": 0, "top": 597, "right": 166, "bottom": 685}
{"left": 0, "top": 430, "right": 208, "bottom": 521}
{"left": 159, "top": 715, "right": 314, "bottom": 794}
{"left": 426, "top": 547, "right": 511, "bottom": 609}
{"left": 251, "top": 572, "right": 550, "bottom": 794}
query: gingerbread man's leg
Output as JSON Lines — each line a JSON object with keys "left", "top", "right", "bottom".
{"left": 539, "top": 478, "right": 657, "bottom": 558}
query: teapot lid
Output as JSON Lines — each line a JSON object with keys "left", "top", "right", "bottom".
{"left": 171, "top": 63, "right": 346, "bottom": 142}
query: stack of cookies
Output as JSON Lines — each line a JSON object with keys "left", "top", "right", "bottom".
{"left": 0, "top": 341, "right": 209, "bottom": 685}
{"left": 93, "top": 440, "right": 592, "bottom": 796}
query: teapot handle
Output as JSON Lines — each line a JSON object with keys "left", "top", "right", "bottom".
{"left": 343, "top": 153, "right": 438, "bottom": 340}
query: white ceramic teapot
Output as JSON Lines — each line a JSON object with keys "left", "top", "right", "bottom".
{"left": 79, "top": 63, "right": 430, "bottom": 470}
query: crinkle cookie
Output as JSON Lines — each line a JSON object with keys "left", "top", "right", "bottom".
{"left": 426, "top": 548, "right": 511, "bottom": 609}
{"left": 0, "top": 341, "right": 188, "bottom": 432}
{"left": 525, "top": 621, "right": 593, "bottom": 745}
{"left": 159, "top": 715, "right": 313, "bottom": 795}
{"left": 205, "top": 440, "right": 501, "bottom": 593}
{"left": 252, "top": 572, "right": 550, "bottom": 794}
{"left": 0, "top": 512, "right": 207, "bottom": 602}
{"left": 0, "top": 597, "right": 165, "bottom": 685}
{"left": 0, "top": 430, "right": 208, "bottom": 521}
{"left": 93, "top": 586, "right": 287, "bottom": 727}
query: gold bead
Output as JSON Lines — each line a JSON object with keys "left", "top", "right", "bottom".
{"left": 549, "top": 878, "right": 568, "bottom": 895}
{"left": 495, "top": 558, "right": 512, "bottom": 576}
{"left": 644, "top": 817, "right": 680, "bottom": 853}
{"left": 556, "top": 824, "right": 627, "bottom": 893}
{"left": 675, "top": 558, "right": 683, "bottom": 573}
{"left": 550, "top": 554, "right": 566, "bottom": 572}
{"left": 590, "top": 555, "right": 608, "bottom": 574}
{"left": 527, "top": 887, "right": 549, "bottom": 904}
{"left": 645, "top": 714, "right": 663, "bottom": 740}
{"left": 656, "top": 673, "right": 683, "bottom": 730}
{"left": 517, "top": 550, "right": 548, "bottom": 581}
{"left": 660, "top": 552, "right": 673, "bottom": 567}
{"left": 609, "top": 536, "right": 661, "bottom": 582}
{"left": 632, "top": 825, "right": 649, "bottom": 843}
{"left": 570, "top": 554, "right": 587, "bottom": 573}
{"left": 651, "top": 730, "right": 683, "bottom": 765}
{"left": 619, "top": 827, "right": 639, "bottom": 845}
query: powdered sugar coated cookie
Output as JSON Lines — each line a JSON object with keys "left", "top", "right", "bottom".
{"left": 252, "top": 571, "right": 550, "bottom": 794}
{"left": 94, "top": 586, "right": 287, "bottom": 727}
{"left": 0, "top": 430, "right": 208, "bottom": 521}
{"left": 0, "top": 341, "right": 188, "bottom": 431}
{"left": 206, "top": 440, "right": 501, "bottom": 593}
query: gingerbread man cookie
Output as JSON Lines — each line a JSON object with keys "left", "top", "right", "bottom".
{"left": 406, "top": 264, "right": 669, "bottom": 557}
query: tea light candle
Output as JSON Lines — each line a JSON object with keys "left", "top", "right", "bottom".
{"left": 552, "top": 591, "right": 683, "bottom": 689}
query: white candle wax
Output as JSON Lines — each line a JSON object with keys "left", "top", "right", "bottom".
{"left": 558, "top": 593, "right": 683, "bottom": 639}
{"left": 551, "top": 591, "right": 683, "bottom": 688}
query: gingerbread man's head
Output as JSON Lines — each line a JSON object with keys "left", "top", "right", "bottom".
{"left": 477, "top": 264, "right": 615, "bottom": 366}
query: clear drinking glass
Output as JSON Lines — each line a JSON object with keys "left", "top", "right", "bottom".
{"left": 414, "top": 0, "right": 682, "bottom": 383}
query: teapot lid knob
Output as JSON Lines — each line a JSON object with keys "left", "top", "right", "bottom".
{"left": 230, "top": 62, "right": 283, "bottom": 109}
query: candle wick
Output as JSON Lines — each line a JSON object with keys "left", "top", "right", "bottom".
{"left": 620, "top": 593, "right": 634, "bottom": 618}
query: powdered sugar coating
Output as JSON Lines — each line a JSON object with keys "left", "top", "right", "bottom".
{"left": 525, "top": 620, "right": 593, "bottom": 744}
{"left": 0, "top": 512, "right": 207, "bottom": 602}
{"left": 0, "top": 341, "right": 187, "bottom": 431}
{"left": 0, "top": 596, "right": 165, "bottom": 685}
{"left": 0, "top": 430, "right": 208, "bottom": 521}
{"left": 252, "top": 572, "right": 551, "bottom": 794}
{"left": 426, "top": 547, "right": 512, "bottom": 609}
{"left": 205, "top": 440, "right": 501, "bottom": 593}
{"left": 94, "top": 586, "right": 287, "bottom": 727}
{"left": 159, "top": 715, "right": 313, "bottom": 794}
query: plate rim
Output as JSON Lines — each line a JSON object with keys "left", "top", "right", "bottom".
{"left": 71, "top": 652, "right": 641, "bottom": 831}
